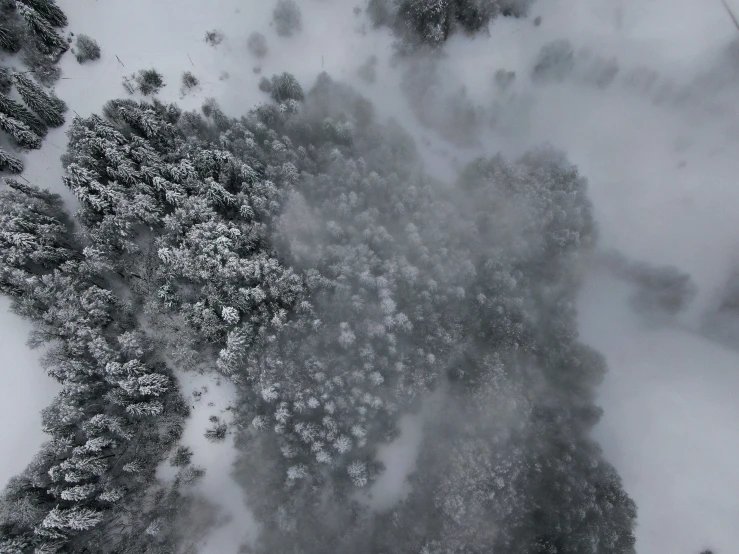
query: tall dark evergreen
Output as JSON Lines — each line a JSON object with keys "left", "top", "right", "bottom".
{"left": 17, "top": 0, "right": 67, "bottom": 27}
{"left": 0, "top": 92, "right": 48, "bottom": 136}
{"left": 0, "top": 24, "right": 21, "bottom": 53}
{"left": 0, "top": 113, "right": 42, "bottom": 149}
{"left": 13, "top": 73, "right": 66, "bottom": 127}
{"left": 15, "top": 2, "right": 67, "bottom": 54}
{"left": 0, "top": 69, "right": 10, "bottom": 94}
{"left": 370, "top": 0, "right": 534, "bottom": 51}
{"left": 0, "top": 148, "right": 23, "bottom": 173}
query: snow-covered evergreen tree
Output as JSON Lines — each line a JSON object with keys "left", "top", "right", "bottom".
{"left": 15, "top": 2, "right": 67, "bottom": 54}
{"left": 267, "top": 72, "right": 304, "bottom": 103}
{"left": 0, "top": 148, "right": 23, "bottom": 172}
{"left": 0, "top": 112, "right": 41, "bottom": 149}
{"left": 0, "top": 92, "right": 47, "bottom": 136}
{"left": 0, "top": 24, "right": 21, "bottom": 53}
{"left": 17, "top": 0, "right": 67, "bottom": 27}
{"left": 73, "top": 34, "right": 101, "bottom": 64}
{"left": 12, "top": 72, "right": 66, "bottom": 127}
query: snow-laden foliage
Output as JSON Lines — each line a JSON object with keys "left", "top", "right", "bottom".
{"left": 12, "top": 73, "right": 66, "bottom": 127}
{"left": 0, "top": 70, "right": 635, "bottom": 553}
{"left": 368, "top": 0, "right": 534, "bottom": 52}
{"left": 0, "top": 179, "right": 207, "bottom": 553}
{"left": 0, "top": 148, "right": 23, "bottom": 173}
{"left": 73, "top": 34, "right": 101, "bottom": 64}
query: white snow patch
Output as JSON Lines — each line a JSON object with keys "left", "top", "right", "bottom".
{"left": 160, "top": 370, "right": 259, "bottom": 553}
{"left": 360, "top": 411, "right": 424, "bottom": 511}
{"left": 0, "top": 298, "right": 59, "bottom": 490}
{"left": 579, "top": 273, "right": 739, "bottom": 554}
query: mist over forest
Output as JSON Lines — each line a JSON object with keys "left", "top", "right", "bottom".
{"left": 0, "top": 1, "right": 738, "bottom": 553}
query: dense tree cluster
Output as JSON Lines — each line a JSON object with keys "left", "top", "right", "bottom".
{"left": 0, "top": 70, "right": 636, "bottom": 553}
{"left": 367, "top": 0, "right": 534, "bottom": 51}
{"left": 373, "top": 155, "right": 637, "bottom": 553}
{"left": 0, "top": 0, "right": 69, "bottom": 175}
{"left": 0, "top": 180, "right": 197, "bottom": 553}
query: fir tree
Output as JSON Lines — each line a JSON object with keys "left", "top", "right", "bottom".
{"left": 0, "top": 24, "right": 21, "bottom": 53}
{"left": 268, "top": 72, "right": 304, "bottom": 103}
{"left": 17, "top": 0, "right": 68, "bottom": 27}
{"left": 0, "top": 68, "right": 11, "bottom": 94}
{"left": 135, "top": 68, "right": 165, "bottom": 95}
{"left": 0, "top": 148, "right": 23, "bottom": 172}
{"left": 532, "top": 39, "right": 575, "bottom": 84}
{"left": 15, "top": 2, "right": 68, "bottom": 54}
{"left": 0, "top": 112, "right": 42, "bottom": 149}
{"left": 0, "top": 92, "right": 48, "bottom": 136}
{"left": 73, "top": 34, "right": 101, "bottom": 64}
{"left": 13, "top": 72, "right": 66, "bottom": 127}
{"left": 20, "top": 45, "right": 62, "bottom": 86}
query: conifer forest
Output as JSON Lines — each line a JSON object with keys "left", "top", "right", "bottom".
{"left": 0, "top": 1, "right": 738, "bottom": 553}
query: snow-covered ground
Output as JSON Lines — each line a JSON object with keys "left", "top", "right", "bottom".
{"left": 157, "top": 371, "right": 259, "bottom": 552}
{"left": 0, "top": 298, "right": 58, "bottom": 489}
{"left": 580, "top": 274, "right": 739, "bottom": 554}
{"left": 2, "top": 0, "right": 739, "bottom": 552}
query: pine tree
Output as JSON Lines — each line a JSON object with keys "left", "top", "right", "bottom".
{"left": 74, "top": 34, "right": 101, "bottom": 64}
{"left": 0, "top": 113, "right": 41, "bottom": 149}
{"left": 397, "top": 0, "right": 453, "bottom": 48}
{"left": 17, "top": 0, "right": 68, "bottom": 27}
{"left": 15, "top": 2, "right": 68, "bottom": 54}
{"left": 373, "top": 0, "right": 533, "bottom": 51}
{"left": 269, "top": 72, "right": 304, "bottom": 103}
{"left": 0, "top": 178, "right": 75, "bottom": 274}
{"left": 0, "top": 92, "right": 48, "bottom": 136}
{"left": 13, "top": 73, "right": 66, "bottom": 127}
{"left": 0, "top": 68, "right": 11, "bottom": 94}
{"left": 0, "top": 24, "right": 21, "bottom": 53}
{"left": 0, "top": 148, "right": 23, "bottom": 172}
